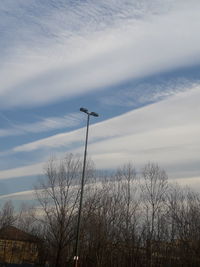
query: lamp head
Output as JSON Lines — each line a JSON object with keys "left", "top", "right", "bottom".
{"left": 80, "top": 107, "right": 88, "bottom": 114}
{"left": 90, "top": 112, "right": 99, "bottom": 117}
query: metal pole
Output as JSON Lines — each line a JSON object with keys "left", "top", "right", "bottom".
{"left": 74, "top": 114, "right": 90, "bottom": 267}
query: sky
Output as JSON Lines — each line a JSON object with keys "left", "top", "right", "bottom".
{"left": 0, "top": 0, "right": 200, "bottom": 203}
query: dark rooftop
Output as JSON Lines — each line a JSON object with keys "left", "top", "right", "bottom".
{"left": 0, "top": 226, "right": 39, "bottom": 243}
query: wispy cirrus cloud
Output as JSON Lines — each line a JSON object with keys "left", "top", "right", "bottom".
{"left": 3, "top": 175, "right": 200, "bottom": 205}
{"left": 0, "top": 85, "right": 198, "bottom": 180}
{"left": 0, "top": 0, "right": 199, "bottom": 109}
{"left": 0, "top": 162, "right": 43, "bottom": 180}
{"left": 0, "top": 0, "right": 199, "bottom": 199}
{"left": 11, "top": 86, "right": 200, "bottom": 152}
{"left": 100, "top": 77, "right": 198, "bottom": 108}
{"left": 0, "top": 113, "right": 82, "bottom": 137}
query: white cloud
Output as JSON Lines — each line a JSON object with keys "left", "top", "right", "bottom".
{"left": 100, "top": 78, "right": 196, "bottom": 107}
{"left": 13, "top": 86, "right": 200, "bottom": 151}
{"left": 0, "top": 189, "right": 35, "bottom": 201}
{"left": 0, "top": 1, "right": 199, "bottom": 108}
{"left": 170, "top": 176, "right": 200, "bottom": 193}
{"left": 0, "top": 86, "right": 199, "bottom": 180}
{"left": 0, "top": 0, "right": 199, "bottom": 186}
{"left": 13, "top": 128, "right": 85, "bottom": 152}
{"left": 0, "top": 162, "right": 43, "bottom": 180}
{"left": 1, "top": 176, "right": 200, "bottom": 205}
{"left": 0, "top": 112, "right": 82, "bottom": 137}
{"left": 88, "top": 86, "right": 200, "bottom": 176}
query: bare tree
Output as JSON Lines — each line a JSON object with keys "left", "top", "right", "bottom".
{"left": 0, "top": 200, "right": 16, "bottom": 228}
{"left": 168, "top": 185, "right": 200, "bottom": 266}
{"left": 140, "top": 163, "right": 168, "bottom": 266}
{"left": 80, "top": 164, "right": 142, "bottom": 267}
{"left": 114, "top": 163, "right": 142, "bottom": 266}
{"left": 32, "top": 157, "right": 200, "bottom": 267}
{"left": 35, "top": 153, "right": 84, "bottom": 267}
{"left": 16, "top": 203, "right": 37, "bottom": 234}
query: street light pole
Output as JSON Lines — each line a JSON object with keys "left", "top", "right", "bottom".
{"left": 74, "top": 107, "right": 99, "bottom": 267}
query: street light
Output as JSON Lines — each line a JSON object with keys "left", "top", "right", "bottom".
{"left": 74, "top": 107, "right": 99, "bottom": 267}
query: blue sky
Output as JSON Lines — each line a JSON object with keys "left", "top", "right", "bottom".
{"left": 0, "top": 0, "right": 200, "bottom": 202}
